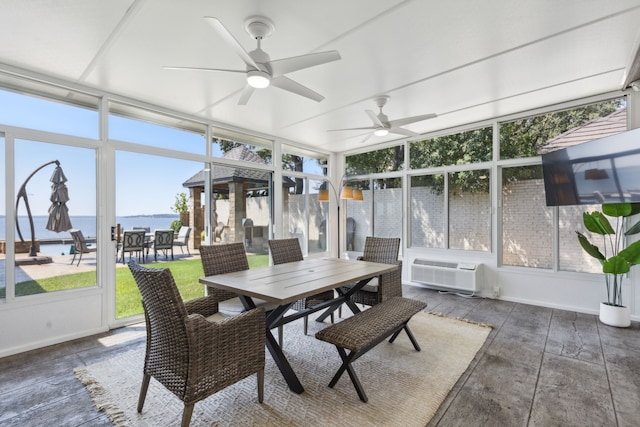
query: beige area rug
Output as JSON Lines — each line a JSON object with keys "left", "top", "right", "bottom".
{"left": 74, "top": 312, "right": 492, "bottom": 427}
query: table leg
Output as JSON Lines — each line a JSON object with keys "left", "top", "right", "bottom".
{"left": 315, "top": 277, "right": 371, "bottom": 322}
{"left": 239, "top": 296, "right": 305, "bottom": 394}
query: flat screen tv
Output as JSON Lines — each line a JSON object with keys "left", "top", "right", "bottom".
{"left": 542, "top": 127, "right": 640, "bottom": 206}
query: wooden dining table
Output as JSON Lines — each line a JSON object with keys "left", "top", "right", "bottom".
{"left": 199, "top": 257, "right": 398, "bottom": 394}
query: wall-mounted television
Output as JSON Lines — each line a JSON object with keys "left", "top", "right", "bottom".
{"left": 542, "top": 127, "right": 640, "bottom": 206}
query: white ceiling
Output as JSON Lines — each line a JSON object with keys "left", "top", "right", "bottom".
{"left": 1, "top": 0, "right": 640, "bottom": 153}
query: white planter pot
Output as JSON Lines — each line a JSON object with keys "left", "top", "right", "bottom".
{"left": 599, "top": 302, "right": 631, "bottom": 327}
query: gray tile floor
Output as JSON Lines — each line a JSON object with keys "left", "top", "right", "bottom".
{"left": 1, "top": 286, "right": 638, "bottom": 426}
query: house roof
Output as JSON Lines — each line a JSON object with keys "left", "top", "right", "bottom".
{"left": 538, "top": 109, "right": 628, "bottom": 154}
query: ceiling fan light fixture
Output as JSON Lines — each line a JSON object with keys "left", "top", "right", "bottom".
{"left": 374, "top": 128, "right": 389, "bottom": 137}
{"left": 247, "top": 70, "right": 271, "bottom": 88}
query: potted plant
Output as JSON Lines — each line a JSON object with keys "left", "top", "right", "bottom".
{"left": 576, "top": 202, "right": 640, "bottom": 327}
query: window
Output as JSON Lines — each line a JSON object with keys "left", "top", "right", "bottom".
{"left": 344, "top": 179, "right": 370, "bottom": 252}
{"left": 410, "top": 126, "right": 492, "bottom": 169}
{"left": 449, "top": 170, "right": 490, "bottom": 251}
{"left": 281, "top": 144, "right": 328, "bottom": 174}
{"left": 499, "top": 98, "right": 625, "bottom": 160}
{"left": 501, "top": 165, "right": 552, "bottom": 268}
{"left": 0, "top": 87, "right": 98, "bottom": 139}
{"left": 14, "top": 139, "right": 97, "bottom": 296}
{"left": 284, "top": 176, "right": 325, "bottom": 255}
{"left": 410, "top": 174, "right": 445, "bottom": 248}
{"left": 211, "top": 128, "right": 272, "bottom": 164}
{"left": 109, "top": 102, "right": 206, "bottom": 153}
{"left": 346, "top": 145, "right": 404, "bottom": 174}
{"left": 499, "top": 97, "right": 627, "bottom": 271}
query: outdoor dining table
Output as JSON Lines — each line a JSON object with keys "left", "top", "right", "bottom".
{"left": 199, "top": 257, "right": 398, "bottom": 394}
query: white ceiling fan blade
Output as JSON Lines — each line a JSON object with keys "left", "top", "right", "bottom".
{"left": 238, "top": 85, "right": 255, "bottom": 105}
{"left": 389, "top": 127, "right": 419, "bottom": 137}
{"left": 271, "top": 76, "right": 324, "bottom": 102}
{"left": 163, "top": 66, "right": 245, "bottom": 73}
{"left": 328, "top": 126, "right": 377, "bottom": 132}
{"left": 269, "top": 50, "right": 341, "bottom": 76}
{"left": 366, "top": 110, "right": 385, "bottom": 127}
{"left": 204, "top": 16, "right": 261, "bottom": 70}
{"left": 360, "top": 133, "right": 374, "bottom": 144}
{"left": 388, "top": 113, "right": 437, "bottom": 128}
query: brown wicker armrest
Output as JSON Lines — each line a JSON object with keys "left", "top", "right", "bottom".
{"left": 184, "top": 295, "right": 221, "bottom": 318}
{"left": 185, "top": 308, "right": 266, "bottom": 399}
{"left": 378, "top": 260, "right": 402, "bottom": 302}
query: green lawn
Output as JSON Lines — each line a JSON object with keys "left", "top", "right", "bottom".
{"left": 5, "top": 255, "right": 270, "bottom": 319}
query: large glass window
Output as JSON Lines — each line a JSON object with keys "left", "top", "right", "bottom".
{"left": 502, "top": 165, "right": 552, "bottom": 268}
{"left": 409, "top": 126, "right": 492, "bottom": 169}
{"left": 499, "top": 97, "right": 627, "bottom": 272}
{"left": 499, "top": 98, "right": 625, "bottom": 160}
{"left": 373, "top": 177, "right": 403, "bottom": 241}
{"left": 281, "top": 144, "right": 328, "bottom": 175}
{"left": 284, "top": 176, "right": 325, "bottom": 255}
{"left": 13, "top": 139, "right": 97, "bottom": 296}
{"left": 344, "top": 179, "right": 371, "bottom": 253}
{"left": 0, "top": 88, "right": 98, "bottom": 139}
{"left": 109, "top": 103, "right": 206, "bottom": 154}
{"left": 449, "top": 170, "right": 490, "bottom": 251}
{"left": 410, "top": 174, "right": 445, "bottom": 248}
{"left": 211, "top": 128, "right": 272, "bottom": 164}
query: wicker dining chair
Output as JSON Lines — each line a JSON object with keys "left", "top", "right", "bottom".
{"left": 199, "top": 243, "right": 282, "bottom": 345}
{"left": 268, "top": 238, "right": 335, "bottom": 335}
{"left": 339, "top": 236, "right": 402, "bottom": 312}
{"left": 128, "top": 260, "right": 265, "bottom": 427}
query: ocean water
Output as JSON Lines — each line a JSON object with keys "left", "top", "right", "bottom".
{"left": 1, "top": 215, "right": 179, "bottom": 256}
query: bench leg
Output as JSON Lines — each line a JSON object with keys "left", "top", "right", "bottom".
{"left": 388, "top": 324, "right": 421, "bottom": 351}
{"left": 329, "top": 347, "right": 368, "bottom": 403}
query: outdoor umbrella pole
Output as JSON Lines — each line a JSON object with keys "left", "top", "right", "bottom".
{"left": 15, "top": 160, "right": 72, "bottom": 257}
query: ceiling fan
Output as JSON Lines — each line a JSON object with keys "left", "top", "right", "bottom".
{"left": 329, "top": 96, "right": 437, "bottom": 143}
{"left": 164, "top": 16, "right": 341, "bottom": 105}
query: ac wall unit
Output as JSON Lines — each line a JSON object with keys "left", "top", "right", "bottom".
{"left": 410, "top": 259, "right": 481, "bottom": 293}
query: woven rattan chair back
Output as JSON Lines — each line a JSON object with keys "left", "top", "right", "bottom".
{"left": 361, "top": 236, "right": 400, "bottom": 264}
{"left": 268, "top": 238, "right": 334, "bottom": 335}
{"left": 268, "top": 238, "right": 303, "bottom": 265}
{"left": 200, "top": 243, "right": 249, "bottom": 276}
{"left": 199, "top": 243, "right": 249, "bottom": 303}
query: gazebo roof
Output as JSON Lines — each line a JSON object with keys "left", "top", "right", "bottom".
{"left": 182, "top": 146, "right": 294, "bottom": 191}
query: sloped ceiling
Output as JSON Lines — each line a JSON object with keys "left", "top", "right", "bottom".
{"left": 1, "top": 0, "right": 640, "bottom": 153}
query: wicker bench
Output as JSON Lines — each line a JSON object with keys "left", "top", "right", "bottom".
{"left": 315, "top": 296, "right": 427, "bottom": 402}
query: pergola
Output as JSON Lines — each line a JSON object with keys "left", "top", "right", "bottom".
{"left": 182, "top": 146, "right": 295, "bottom": 249}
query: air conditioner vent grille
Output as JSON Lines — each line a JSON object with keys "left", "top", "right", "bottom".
{"left": 411, "top": 259, "right": 481, "bottom": 293}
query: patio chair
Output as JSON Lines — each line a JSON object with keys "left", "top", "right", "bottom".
{"left": 268, "top": 238, "right": 335, "bottom": 335}
{"left": 199, "top": 243, "right": 282, "bottom": 345}
{"left": 119, "top": 230, "right": 147, "bottom": 264}
{"left": 339, "top": 236, "right": 402, "bottom": 313}
{"left": 69, "top": 229, "right": 96, "bottom": 266}
{"left": 173, "top": 226, "right": 191, "bottom": 255}
{"left": 152, "top": 229, "right": 174, "bottom": 261}
{"left": 128, "top": 260, "right": 265, "bottom": 427}
{"left": 133, "top": 226, "right": 152, "bottom": 256}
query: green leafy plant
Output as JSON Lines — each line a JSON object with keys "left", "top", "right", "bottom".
{"left": 170, "top": 192, "right": 190, "bottom": 216}
{"left": 170, "top": 219, "right": 183, "bottom": 233}
{"left": 576, "top": 202, "right": 640, "bottom": 307}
